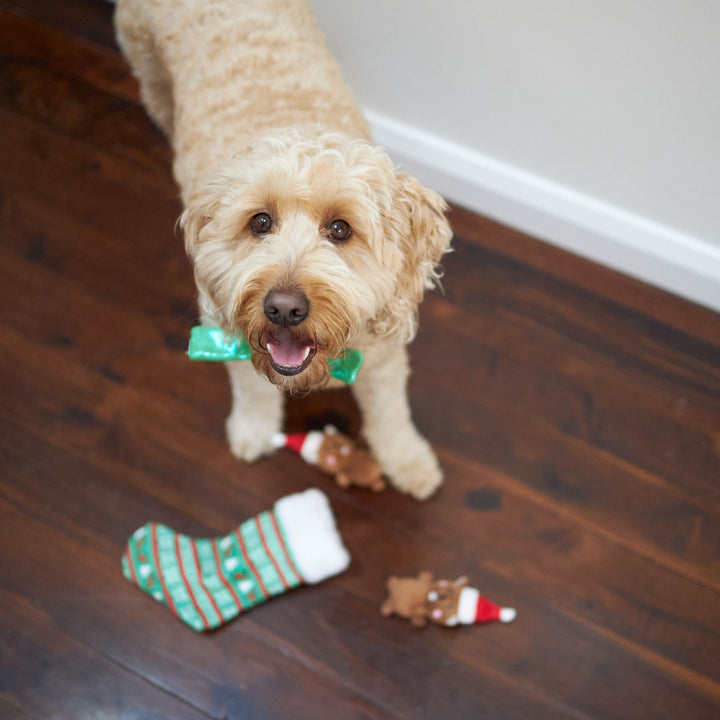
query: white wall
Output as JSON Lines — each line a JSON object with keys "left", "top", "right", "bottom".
{"left": 309, "top": 0, "right": 720, "bottom": 310}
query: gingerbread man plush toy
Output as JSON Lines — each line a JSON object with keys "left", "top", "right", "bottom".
{"left": 273, "top": 425, "right": 386, "bottom": 492}
{"left": 381, "top": 572, "right": 516, "bottom": 627}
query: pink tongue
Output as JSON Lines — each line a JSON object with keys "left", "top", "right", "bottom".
{"left": 267, "top": 330, "right": 312, "bottom": 367}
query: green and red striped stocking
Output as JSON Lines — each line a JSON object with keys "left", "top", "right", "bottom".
{"left": 121, "top": 489, "right": 350, "bottom": 631}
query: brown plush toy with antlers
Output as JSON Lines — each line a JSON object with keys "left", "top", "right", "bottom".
{"left": 272, "top": 425, "right": 386, "bottom": 492}
{"left": 381, "top": 572, "right": 435, "bottom": 627}
{"left": 381, "top": 572, "right": 517, "bottom": 627}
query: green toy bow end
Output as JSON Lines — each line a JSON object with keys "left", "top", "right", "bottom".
{"left": 187, "top": 326, "right": 252, "bottom": 361}
{"left": 328, "top": 348, "right": 364, "bottom": 385}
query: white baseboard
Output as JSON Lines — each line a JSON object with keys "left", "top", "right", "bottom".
{"left": 365, "top": 109, "right": 720, "bottom": 313}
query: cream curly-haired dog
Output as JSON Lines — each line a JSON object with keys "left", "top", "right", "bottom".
{"left": 115, "top": 0, "right": 453, "bottom": 499}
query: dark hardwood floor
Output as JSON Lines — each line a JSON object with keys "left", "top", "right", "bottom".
{"left": 1, "top": 2, "right": 720, "bottom": 718}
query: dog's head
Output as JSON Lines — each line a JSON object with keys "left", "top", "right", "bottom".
{"left": 181, "top": 128, "right": 452, "bottom": 394}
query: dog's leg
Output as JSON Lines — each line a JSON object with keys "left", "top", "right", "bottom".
{"left": 352, "top": 345, "right": 442, "bottom": 500}
{"left": 114, "top": 0, "right": 174, "bottom": 138}
{"left": 225, "top": 361, "right": 285, "bottom": 463}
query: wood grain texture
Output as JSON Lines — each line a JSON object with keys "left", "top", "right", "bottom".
{"left": 1, "top": 3, "right": 719, "bottom": 719}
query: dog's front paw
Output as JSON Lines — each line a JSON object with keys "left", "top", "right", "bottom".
{"left": 226, "top": 412, "right": 279, "bottom": 463}
{"left": 384, "top": 443, "right": 443, "bottom": 501}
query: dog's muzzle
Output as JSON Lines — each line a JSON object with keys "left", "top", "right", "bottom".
{"left": 263, "top": 288, "right": 316, "bottom": 376}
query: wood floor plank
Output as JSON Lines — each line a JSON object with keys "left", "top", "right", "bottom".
{"left": 450, "top": 205, "right": 720, "bottom": 349}
{"left": 0, "top": 0, "right": 117, "bottom": 49}
{"left": 2, "top": 190, "right": 191, "bottom": 332}
{"left": 0, "top": 108, "right": 178, "bottom": 242}
{"left": 0, "top": 10, "right": 139, "bottom": 102}
{"left": 412, "top": 268, "right": 720, "bottom": 526}
{"left": 410, "top": 362, "right": 720, "bottom": 580}
{"left": 0, "top": 12, "right": 173, "bottom": 183}
{"left": 437, "top": 238, "right": 720, "bottom": 404}
{"left": 0, "top": 592, "right": 214, "bottom": 720}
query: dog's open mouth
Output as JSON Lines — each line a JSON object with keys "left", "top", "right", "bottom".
{"left": 265, "top": 329, "right": 316, "bottom": 376}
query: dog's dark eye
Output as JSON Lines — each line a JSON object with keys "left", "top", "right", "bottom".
{"left": 328, "top": 219, "right": 351, "bottom": 242}
{"left": 250, "top": 213, "right": 273, "bottom": 235}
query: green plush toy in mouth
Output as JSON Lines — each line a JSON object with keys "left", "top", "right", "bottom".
{"left": 186, "top": 326, "right": 364, "bottom": 385}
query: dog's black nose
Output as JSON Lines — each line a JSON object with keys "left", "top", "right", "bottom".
{"left": 263, "top": 289, "right": 309, "bottom": 327}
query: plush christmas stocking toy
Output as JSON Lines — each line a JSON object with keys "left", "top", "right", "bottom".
{"left": 122, "top": 489, "right": 350, "bottom": 631}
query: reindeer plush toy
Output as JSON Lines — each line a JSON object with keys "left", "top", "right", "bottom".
{"left": 381, "top": 572, "right": 516, "bottom": 627}
{"left": 273, "top": 425, "right": 386, "bottom": 492}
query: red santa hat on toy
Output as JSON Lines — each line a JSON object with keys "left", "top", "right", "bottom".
{"left": 272, "top": 430, "right": 325, "bottom": 465}
{"left": 456, "top": 587, "right": 516, "bottom": 624}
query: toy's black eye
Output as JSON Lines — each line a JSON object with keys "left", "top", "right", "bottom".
{"left": 328, "top": 219, "right": 351, "bottom": 242}
{"left": 250, "top": 213, "right": 273, "bottom": 235}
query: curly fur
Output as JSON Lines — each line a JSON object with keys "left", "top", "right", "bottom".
{"left": 115, "top": 0, "right": 453, "bottom": 498}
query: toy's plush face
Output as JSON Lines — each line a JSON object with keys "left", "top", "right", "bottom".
{"left": 316, "top": 431, "right": 354, "bottom": 473}
{"left": 427, "top": 577, "right": 468, "bottom": 626}
{"left": 181, "top": 128, "right": 452, "bottom": 395}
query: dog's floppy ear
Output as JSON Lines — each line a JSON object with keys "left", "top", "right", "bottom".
{"left": 372, "top": 172, "right": 453, "bottom": 343}
{"left": 178, "top": 180, "right": 236, "bottom": 312}
{"left": 179, "top": 184, "right": 225, "bottom": 261}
